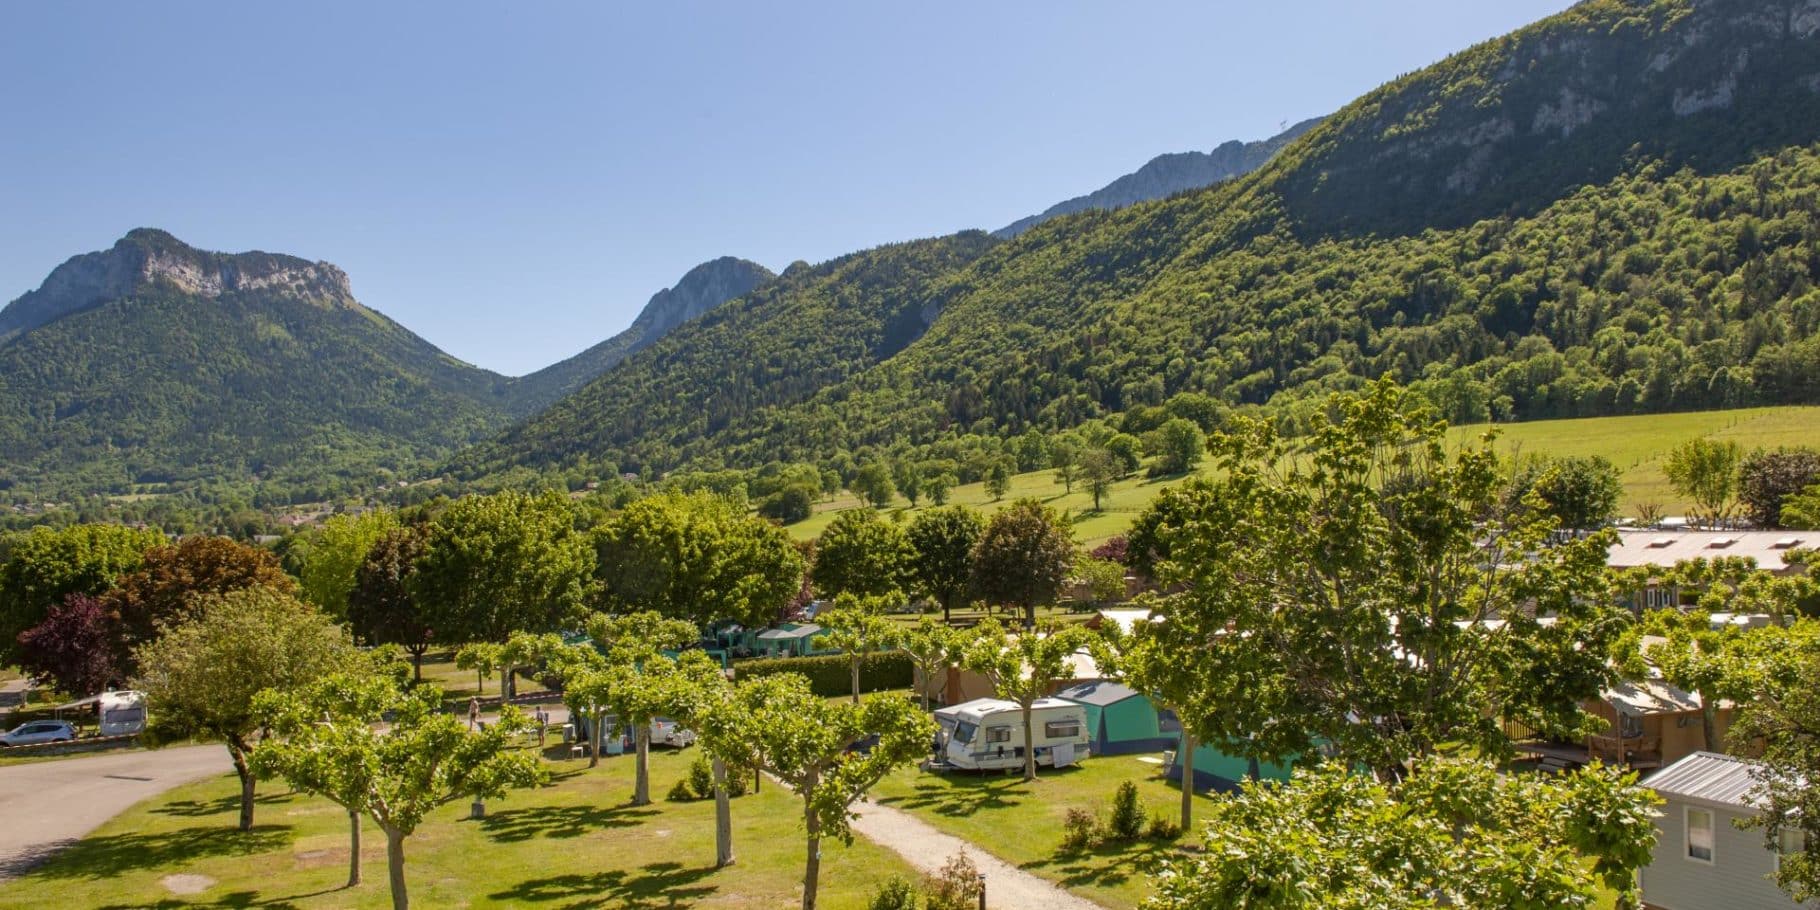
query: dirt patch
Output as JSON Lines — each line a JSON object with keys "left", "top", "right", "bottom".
{"left": 161, "top": 873, "right": 215, "bottom": 895}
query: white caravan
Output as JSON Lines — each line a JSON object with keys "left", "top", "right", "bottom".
{"left": 98, "top": 690, "right": 147, "bottom": 736}
{"left": 930, "top": 697, "right": 1090, "bottom": 772}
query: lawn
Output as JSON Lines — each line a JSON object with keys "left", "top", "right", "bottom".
{"left": 871, "top": 752, "right": 1215, "bottom": 910}
{"left": 784, "top": 406, "right": 1820, "bottom": 546}
{"left": 415, "top": 649, "right": 549, "bottom": 704}
{"left": 0, "top": 744, "right": 916, "bottom": 910}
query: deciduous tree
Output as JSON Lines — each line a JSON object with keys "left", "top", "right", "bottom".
{"left": 897, "top": 617, "right": 962, "bottom": 711}
{"left": 813, "top": 510, "right": 912, "bottom": 600}
{"left": 1512, "top": 454, "right": 1622, "bottom": 532}
{"left": 132, "top": 586, "right": 356, "bottom": 831}
{"left": 16, "top": 593, "right": 121, "bottom": 696}
{"left": 410, "top": 490, "right": 593, "bottom": 643}
{"left": 296, "top": 509, "right": 399, "bottom": 621}
{"left": 1664, "top": 437, "right": 1743, "bottom": 526}
{"left": 728, "top": 674, "right": 933, "bottom": 910}
{"left": 0, "top": 523, "right": 163, "bottom": 666}
{"left": 970, "top": 500, "right": 1074, "bottom": 628}
{"left": 347, "top": 526, "right": 433, "bottom": 681}
{"left": 107, "top": 535, "right": 297, "bottom": 665}
{"left": 962, "top": 619, "right": 1093, "bottom": 781}
{"left": 814, "top": 594, "right": 899, "bottom": 703}
{"left": 595, "top": 491, "right": 805, "bottom": 628}
{"left": 1740, "top": 447, "right": 1820, "bottom": 528}
{"left": 905, "top": 506, "right": 983, "bottom": 623}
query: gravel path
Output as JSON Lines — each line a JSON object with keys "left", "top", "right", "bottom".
{"left": 849, "top": 798, "right": 1111, "bottom": 910}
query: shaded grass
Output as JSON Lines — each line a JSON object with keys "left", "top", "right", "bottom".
{"left": 0, "top": 746, "right": 914, "bottom": 909}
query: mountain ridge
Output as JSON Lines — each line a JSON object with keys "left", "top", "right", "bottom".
{"left": 992, "top": 117, "right": 1323, "bottom": 239}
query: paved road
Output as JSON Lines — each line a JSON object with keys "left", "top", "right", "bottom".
{"left": 0, "top": 743, "right": 232, "bottom": 879}
{"left": 849, "top": 798, "right": 1110, "bottom": 910}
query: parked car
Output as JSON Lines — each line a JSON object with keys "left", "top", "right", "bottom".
{"left": 0, "top": 719, "right": 76, "bottom": 746}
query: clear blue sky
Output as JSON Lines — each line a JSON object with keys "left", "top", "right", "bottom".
{"left": 0, "top": 1, "right": 1573, "bottom": 376}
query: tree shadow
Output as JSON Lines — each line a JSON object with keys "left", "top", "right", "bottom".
{"left": 92, "top": 884, "right": 345, "bottom": 910}
{"left": 479, "top": 802, "right": 660, "bottom": 843}
{"left": 150, "top": 793, "right": 287, "bottom": 818}
{"left": 874, "top": 769, "right": 1069, "bottom": 818}
{"left": 489, "top": 861, "right": 717, "bottom": 909}
{"left": 1020, "top": 837, "right": 1180, "bottom": 891}
{"left": 6, "top": 825, "right": 291, "bottom": 880}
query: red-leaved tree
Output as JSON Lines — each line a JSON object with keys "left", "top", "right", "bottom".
{"left": 18, "top": 593, "right": 122, "bottom": 696}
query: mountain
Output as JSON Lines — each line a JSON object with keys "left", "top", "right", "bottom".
{"left": 993, "top": 117, "right": 1323, "bottom": 238}
{"left": 511, "top": 256, "right": 774, "bottom": 412}
{"left": 0, "top": 229, "right": 515, "bottom": 499}
{"left": 466, "top": 0, "right": 1820, "bottom": 481}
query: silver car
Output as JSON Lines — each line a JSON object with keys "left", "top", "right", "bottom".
{"left": 0, "top": 719, "right": 75, "bottom": 746}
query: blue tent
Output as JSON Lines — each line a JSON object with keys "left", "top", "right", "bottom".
{"left": 1052, "top": 681, "right": 1181, "bottom": 755}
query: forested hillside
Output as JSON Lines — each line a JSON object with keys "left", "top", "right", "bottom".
{"left": 465, "top": 0, "right": 1820, "bottom": 480}
{"left": 0, "top": 230, "right": 517, "bottom": 501}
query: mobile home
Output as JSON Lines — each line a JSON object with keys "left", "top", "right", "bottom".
{"left": 929, "top": 697, "right": 1090, "bottom": 772}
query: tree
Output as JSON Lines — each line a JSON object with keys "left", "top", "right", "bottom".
{"left": 1050, "top": 434, "right": 1082, "bottom": 492}
{"left": 851, "top": 462, "right": 897, "bottom": 509}
{"left": 897, "top": 617, "right": 962, "bottom": 711}
{"left": 1104, "top": 433, "right": 1143, "bottom": 475}
{"left": 296, "top": 509, "right": 399, "bottom": 621}
{"left": 660, "top": 650, "right": 754, "bottom": 868}
{"left": 1078, "top": 448, "right": 1119, "bottom": 512}
{"left": 132, "top": 586, "right": 357, "bottom": 831}
{"left": 1146, "top": 759, "right": 1659, "bottom": 910}
{"left": 1144, "top": 417, "right": 1205, "bottom": 477}
{"left": 455, "top": 642, "right": 503, "bottom": 695}
{"left": 1623, "top": 609, "right": 1745, "bottom": 752}
{"left": 0, "top": 523, "right": 163, "bottom": 665}
{"left": 16, "top": 593, "right": 121, "bottom": 696}
{"left": 1664, "top": 437, "right": 1743, "bottom": 526}
{"left": 728, "top": 674, "right": 934, "bottom": 910}
{"left": 905, "top": 506, "right": 984, "bottom": 623}
{"left": 813, "top": 510, "right": 912, "bottom": 599}
{"left": 970, "top": 499, "right": 1074, "bottom": 628}
{"left": 1091, "top": 612, "right": 1199, "bottom": 830}
{"left": 1072, "top": 555, "right": 1126, "bottom": 605}
{"left": 410, "top": 490, "right": 594, "bottom": 644}
{"left": 758, "top": 484, "right": 817, "bottom": 524}
{"left": 815, "top": 595, "right": 899, "bottom": 703}
{"left": 1130, "top": 382, "right": 1627, "bottom": 778}
{"left": 595, "top": 491, "right": 805, "bottom": 628}
{"left": 892, "top": 459, "right": 923, "bottom": 507}
{"left": 588, "top": 611, "right": 700, "bottom": 805}
{"left": 106, "top": 535, "right": 298, "bottom": 666}
{"left": 1513, "top": 454, "right": 1622, "bottom": 532}
{"left": 1740, "top": 448, "right": 1820, "bottom": 528}
{"left": 1786, "top": 484, "right": 1820, "bottom": 530}
{"left": 924, "top": 472, "right": 955, "bottom": 506}
{"left": 984, "top": 461, "right": 1012, "bottom": 501}
{"left": 499, "top": 630, "right": 564, "bottom": 699}
{"left": 251, "top": 673, "right": 544, "bottom": 910}
{"left": 347, "top": 526, "right": 433, "bottom": 681}
{"left": 962, "top": 619, "right": 1093, "bottom": 781}
{"left": 1732, "top": 622, "right": 1820, "bottom": 902}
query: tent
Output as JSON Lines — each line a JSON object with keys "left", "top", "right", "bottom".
{"left": 1166, "top": 740, "right": 1297, "bottom": 793}
{"left": 754, "top": 623, "right": 823, "bottom": 658}
{"left": 1052, "top": 681, "right": 1179, "bottom": 755}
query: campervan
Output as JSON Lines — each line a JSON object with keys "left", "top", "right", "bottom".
{"left": 98, "top": 690, "right": 147, "bottom": 736}
{"left": 929, "top": 697, "right": 1090, "bottom": 772}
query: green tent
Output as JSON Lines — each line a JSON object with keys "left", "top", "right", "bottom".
{"left": 1053, "top": 681, "right": 1179, "bottom": 755}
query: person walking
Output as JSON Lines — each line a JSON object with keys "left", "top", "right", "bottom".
{"left": 467, "top": 696, "right": 480, "bottom": 731}
{"left": 534, "top": 706, "right": 549, "bottom": 747}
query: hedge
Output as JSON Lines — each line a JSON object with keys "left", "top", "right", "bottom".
{"left": 734, "top": 651, "right": 913, "bottom": 698}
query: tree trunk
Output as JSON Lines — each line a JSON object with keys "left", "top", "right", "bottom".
{"left": 228, "top": 739, "right": 256, "bottom": 832}
{"left": 712, "top": 757, "right": 734, "bottom": 868}
{"left": 347, "top": 809, "right": 362, "bottom": 887}
{"left": 1178, "top": 727, "right": 1195, "bottom": 832}
{"left": 500, "top": 668, "right": 512, "bottom": 701}
{"left": 410, "top": 647, "right": 424, "bottom": 683}
{"left": 801, "top": 771, "right": 821, "bottom": 910}
{"left": 1701, "top": 698, "right": 1720, "bottom": 752}
{"left": 476, "top": 669, "right": 485, "bottom": 693}
{"left": 589, "top": 709, "right": 603, "bottom": 769}
{"left": 850, "top": 658, "right": 861, "bottom": 704}
{"left": 633, "top": 724, "right": 651, "bottom": 806}
{"left": 942, "top": 596, "right": 951, "bottom": 625}
{"left": 1023, "top": 602, "right": 1036, "bottom": 629}
{"left": 384, "top": 825, "right": 409, "bottom": 910}
{"left": 1022, "top": 702, "right": 1037, "bottom": 782}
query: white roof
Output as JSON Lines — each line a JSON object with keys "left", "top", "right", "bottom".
{"left": 1646, "top": 751, "right": 1765, "bottom": 809}
{"left": 935, "top": 696, "right": 1077, "bottom": 721}
{"left": 1095, "top": 608, "right": 1158, "bottom": 636}
{"left": 1606, "top": 677, "right": 1704, "bottom": 717}
{"left": 1608, "top": 529, "right": 1808, "bottom": 573}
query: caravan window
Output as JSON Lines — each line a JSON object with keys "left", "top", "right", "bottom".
{"left": 1044, "top": 719, "right": 1081, "bottom": 739}
{"left": 952, "top": 722, "right": 977, "bottom": 745}
{"left": 1686, "top": 807, "right": 1715, "bottom": 863}
{"left": 985, "top": 726, "right": 1012, "bottom": 744}
{"left": 104, "top": 706, "right": 144, "bottom": 726}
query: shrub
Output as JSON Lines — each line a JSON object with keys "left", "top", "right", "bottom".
{"left": 685, "top": 755, "right": 715, "bottom": 799}
{"left": 665, "top": 778, "right": 695, "bottom": 802}
{"left": 735, "top": 651, "right": 913, "bottom": 698}
{"left": 1145, "top": 810, "right": 1183, "bottom": 841}
{"left": 1108, "top": 780, "right": 1144, "bottom": 842}
{"left": 868, "top": 876, "right": 920, "bottom": 910}
{"left": 1060, "top": 806, "right": 1101, "bottom": 853}
{"left": 922, "top": 851, "right": 983, "bottom": 910}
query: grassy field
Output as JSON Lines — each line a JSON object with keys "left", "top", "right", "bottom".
{"left": 0, "top": 745, "right": 915, "bottom": 910}
{"left": 872, "top": 753, "right": 1212, "bottom": 910}
{"left": 414, "top": 649, "right": 549, "bottom": 704}
{"left": 786, "top": 406, "right": 1820, "bottom": 545}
